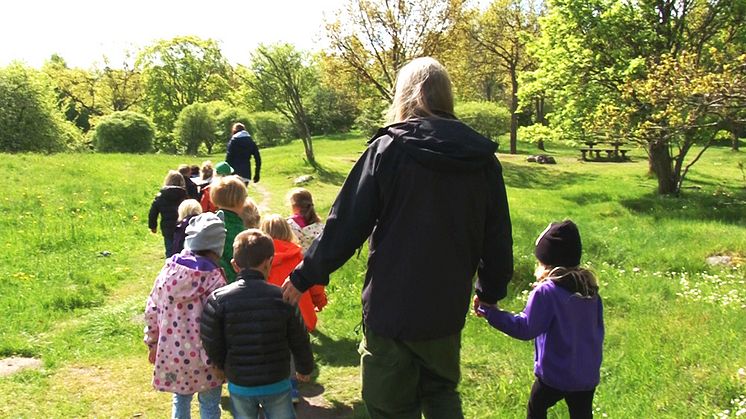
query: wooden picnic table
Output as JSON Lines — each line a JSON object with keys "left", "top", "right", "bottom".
{"left": 580, "top": 141, "right": 629, "bottom": 161}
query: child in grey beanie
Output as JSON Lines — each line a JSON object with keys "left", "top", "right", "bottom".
{"left": 144, "top": 211, "right": 228, "bottom": 416}
{"left": 185, "top": 212, "right": 227, "bottom": 258}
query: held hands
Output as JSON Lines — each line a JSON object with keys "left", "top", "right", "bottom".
{"left": 281, "top": 278, "right": 302, "bottom": 305}
{"left": 473, "top": 295, "right": 496, "bottom": 318}
{"left": 295, "top": 372, "right": 311, "bottom": 383}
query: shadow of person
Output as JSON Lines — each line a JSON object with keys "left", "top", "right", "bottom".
{"left": 295, "top": 390, "right": 367, "bottom": 419}
{"left": 310, "top": 330, "right": 361, "bottom": 367}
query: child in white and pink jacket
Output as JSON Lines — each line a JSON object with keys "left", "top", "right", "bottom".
{"left": 144, "top": 212, "right": 228, "bottom": 418}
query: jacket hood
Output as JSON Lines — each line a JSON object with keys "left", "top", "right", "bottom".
{"left": 163, "top": 251, "right": 225, "bottom": 303}
{"left": 231, "top": 130, "right": 251, "bottom": 140}
{"left": 372, "top": 116, "right": 498, "bottom": 172}
{"left": 159, "top": 185, "right": 186, "bottom": 201}
{"left": 268, "top": 239, "right": 303, "bottom": 285}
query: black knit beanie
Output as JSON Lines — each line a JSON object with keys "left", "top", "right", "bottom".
{"left": 534, "top": 220, "right": 582, "bottom": 267}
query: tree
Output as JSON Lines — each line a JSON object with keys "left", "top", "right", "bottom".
{"left": 528, "top": 0, "right": 746, "bottom": 195}
{"left": 137, "top": 36, "right": 232, "bottom": 144}
{"left": 173, "top": 103, "right": 216, "bottom": 154}
{"left": 42, "top": 55, "right": 102, "bottom": 132}
{"left": 0, "top": 63, "right": 82, "bottom": 152}
{"left": 241, "top": 43, "right": 317, "bottom": 165}
{"left": 99, "top": 53, "right": 144, "bottom": 113}
{"left": 462, "top": 0, "right": 541, "bottom": 154}
{"left": 92, "top": 111, "right": 154, "bottom": 153}
{"left": 325, "top": 0, "right": 464, "bottom": 101}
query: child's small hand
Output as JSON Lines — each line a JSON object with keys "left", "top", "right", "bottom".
{"left": 214, "top": 368, "right": 226, "bottom": 382}
{"left": 473, "top": 295, "right": 495, "bottom": 318}
{"left": 295, "top": 372, "right": 311, "bottom": 383}
{"left": 150, "top": 228, "right": 157, "bottom": 234}
{"left": 148, "top": 347, "right": 156, "bottom": 364}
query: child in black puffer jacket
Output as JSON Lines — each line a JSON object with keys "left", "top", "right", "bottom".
{"left": 148, "top": 170, "right": 187, "bottom": 258}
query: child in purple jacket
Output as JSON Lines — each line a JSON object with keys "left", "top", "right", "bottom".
{"left": 475, "top": 220, "right": 604, "bottom": 419}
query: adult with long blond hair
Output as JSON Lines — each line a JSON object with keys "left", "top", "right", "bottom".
{"left": 282, "top": 57, "right": 513, "bottom": 418}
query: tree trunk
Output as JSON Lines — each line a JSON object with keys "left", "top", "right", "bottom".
{"left": 648, "top": 140, "right": 678, "bottom": 195}
{"left": 298, "top": 117, "right": 315, "bottom": 165}
{"left": 509, "top": 69, "right": 518, "bottom": 155}
{"left": 535, "top": 97, "right": 546, "bottom": 125}
{"left": 535, "top": 97, "right": 546, "bottom": 151}
{"left": 734, "top": 133, "right": 741, "bottom": 151}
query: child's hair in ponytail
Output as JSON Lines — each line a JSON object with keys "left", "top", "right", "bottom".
{"left": 287, "top": 188, "right": 321, "bottom": 225}
{"left": 535, "top": 265, "right": 599, "bottom": 298}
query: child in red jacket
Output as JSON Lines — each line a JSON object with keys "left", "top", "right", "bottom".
{"left": 261, "top": 214, "right": 327, "bottom": 330}
{"left": 261, "top": 213, "right": 327, "bottom": 403}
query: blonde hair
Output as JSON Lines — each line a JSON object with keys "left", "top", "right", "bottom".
{"left": 240, "top": 197, "right": 261, "bottom": 229}
{"left": 177, "top": 199, "right": 203, "bottom": 221}
{"left": 210, "top": 175, "right": 248, "bottom": 209}
{"left": 163, "top": 170, "right": 185, "bottom": 188}
{"left": 388, "top": 57, "right": 454, "bottom": 123}
{"left": 201, "top": 160, "right": 214, "bottom": 180}
{"left": 535, "top": 264, "right": 599, "bottom": 298}
{"left": 261, "top": 213, "right": 295, "bottom": 242}
{"left": 233, "top": 229, "right": 274, "bottom": 269}
{"left": 287, "top": 188, "right": 320, "bottom": 225}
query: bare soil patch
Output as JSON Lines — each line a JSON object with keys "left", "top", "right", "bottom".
{"left": 0, "top": 357, "right": 42, "bottom": 377}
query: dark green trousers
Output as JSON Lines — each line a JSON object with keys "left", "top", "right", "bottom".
{"left": 359, "top": 328, "right": 464, "bottom": 419}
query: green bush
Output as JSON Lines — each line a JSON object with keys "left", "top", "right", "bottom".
{"left": 173, "top": 103, "right": 216, "bottom": 154}
{"left": 0, "top": 63, "right": 82, "bottom": 152}
{"left": 307, "top": 86, "right": 358, "bottom": 135}
{"left": 248, "top": 111, "right": 295, "bottom": 147}
{"left": 92, "top": 111, "right": 155, "bottom": 153}
{"left": 455, "top": 101, "right": 511, "bottom": 141}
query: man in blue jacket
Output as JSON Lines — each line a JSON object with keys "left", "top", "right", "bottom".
{"left": 225, "top": 122, "right": 261, "bottom": 184}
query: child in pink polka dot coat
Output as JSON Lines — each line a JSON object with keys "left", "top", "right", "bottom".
{"left": 144, "top": 212, "right": 228, "bottom": 418}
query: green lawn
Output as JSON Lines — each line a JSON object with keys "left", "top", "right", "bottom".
{"left": 0, "top": 134, "right": 744, "bottom": 418}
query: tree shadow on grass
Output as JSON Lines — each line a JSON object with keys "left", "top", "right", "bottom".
{"left": 310, "top": 331, "right": 360, "bottom": 368}
{"left": 310, "top": 161, "right": 347, "bottom": 186}
{"left": 620, "top": 189, "right": 746, "bottom": 226}
{"left": 501, "top": 161, "right": 595, "bottom": 190}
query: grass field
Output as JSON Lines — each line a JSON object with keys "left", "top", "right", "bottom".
{"left": 0, "top": 133, "right": 744, "bottom": 418}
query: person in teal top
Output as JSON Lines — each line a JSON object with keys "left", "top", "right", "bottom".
{"left": 209, "top": 175, "right": 248, "bottom": 283}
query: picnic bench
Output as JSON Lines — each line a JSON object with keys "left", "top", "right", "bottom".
{"left": 580, "top": 141, "right": 629, "bottom": 162}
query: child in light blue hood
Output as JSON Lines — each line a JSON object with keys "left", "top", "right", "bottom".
{"left": 145, "top": 212, "right": 228, "bottom": 418}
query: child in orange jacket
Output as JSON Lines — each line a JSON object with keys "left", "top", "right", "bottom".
{"left": 260, "top": 214, "right": 327, "bottom": 332}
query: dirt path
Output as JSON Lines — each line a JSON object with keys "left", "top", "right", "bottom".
{"left": 250, "top": 182, "right": 272, "bottom": 212}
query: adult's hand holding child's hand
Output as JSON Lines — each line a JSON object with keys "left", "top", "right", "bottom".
{"left": 473, "top": 295, "right": 496, "bottom": 318}
{"left": 281, "top": 278, "right": 302, "bottom": 305}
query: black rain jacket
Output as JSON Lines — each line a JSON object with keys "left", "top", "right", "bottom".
{"left": 148, "top": 185, "right": 187, "bottom": 239}
{"left": 290, "top": 116, "right": 513, "bottom": 340}
{"left": 200, "top": 269, "right": 314, "bottom": 387}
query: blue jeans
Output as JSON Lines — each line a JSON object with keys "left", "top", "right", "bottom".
{"left": 230, "top": 390, "right": 295, "bottom": 419}
{"left": 164, "top": 236, "right": 174, "bottom": 258}
{"left": 172, "top": 386, "right": 222, "bottom": 419}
